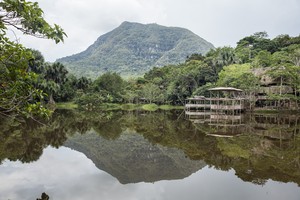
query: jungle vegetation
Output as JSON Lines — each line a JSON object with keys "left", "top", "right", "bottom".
{"left": 1, "top": 1, "right": 300, "bottom": 119}
{"left": 66, "top": 31, "right": 300, "bottom": 110}
{"left": 0, "top": 0, "right": 66, "bottom": 118}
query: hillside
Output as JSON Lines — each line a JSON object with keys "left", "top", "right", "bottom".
{"left": 57, "top": 21, "right": 214, "bottom": 78}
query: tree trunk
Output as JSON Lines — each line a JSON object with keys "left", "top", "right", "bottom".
{"left": 280, "top": 76, "right": 283, "bottom": 96}
{"left": 49, "top": 93, "right": 55, "bottom": 105}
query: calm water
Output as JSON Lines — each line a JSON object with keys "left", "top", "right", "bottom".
{"left": 0, "top": 110, "right": 300, "bottom": 200}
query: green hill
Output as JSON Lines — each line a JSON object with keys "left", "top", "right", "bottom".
{"left": 57, "top": 21, "right": 214, "bottom": 78}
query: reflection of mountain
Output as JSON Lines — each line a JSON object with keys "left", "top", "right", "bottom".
{"left": 64, "top": 129, "right": 206, "bottom": 184}
{"left": 2, "top": 109, "right": 299, "bottom": 186}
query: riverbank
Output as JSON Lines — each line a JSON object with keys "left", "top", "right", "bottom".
{"left": 55, "top": 102, "right": 184, "bottom": 111}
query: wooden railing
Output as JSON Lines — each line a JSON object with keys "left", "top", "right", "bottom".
{"left": 211, "top": 105, "right": 243, "bottom": 110}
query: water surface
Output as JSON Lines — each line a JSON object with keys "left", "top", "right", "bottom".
{"left": 0, "top": 110, "right": 299, "bottom": 199}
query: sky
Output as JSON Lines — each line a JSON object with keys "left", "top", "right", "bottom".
{"left": 8, "top": 0, "right": 300, "bottom": 62}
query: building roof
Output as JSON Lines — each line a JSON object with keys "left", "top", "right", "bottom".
{"left": 208, "top": 87, "right": 243, "bottom": 92}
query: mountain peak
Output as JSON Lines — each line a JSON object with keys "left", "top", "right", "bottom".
{"left": 57, "top": 22, "right": 215, "bottom": 78}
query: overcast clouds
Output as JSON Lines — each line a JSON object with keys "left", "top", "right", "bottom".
{"left": 9, "top": 0, "right": 300, "bottom": 62}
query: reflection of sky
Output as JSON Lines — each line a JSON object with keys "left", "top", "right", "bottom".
{"left": 0, "top": 146, "right": 299, "bottom": 200}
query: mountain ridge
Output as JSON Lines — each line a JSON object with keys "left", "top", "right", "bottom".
{"left": 57, "top": 21, "right": 215, "bottom": 78}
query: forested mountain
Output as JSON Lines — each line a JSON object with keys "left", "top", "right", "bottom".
{"left": 57, "top": 21, "right": 214, "bottom": 78}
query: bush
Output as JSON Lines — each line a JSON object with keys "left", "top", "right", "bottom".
{"left": 75, "top": 93, "right": 105, "bottom": 107}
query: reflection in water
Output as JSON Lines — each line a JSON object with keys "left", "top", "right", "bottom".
{"left": 65, "top": 130, "right": 206, "bottom": 184}
{"left": 1, "top": 147, "right": 299, "bottom": 200}
{"left": 0, "top": 110, "right": 300, "bottom": 199}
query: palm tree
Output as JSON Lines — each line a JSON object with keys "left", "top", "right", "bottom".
{"left": 41, "top": 62, "right": 68, "bottom": 104}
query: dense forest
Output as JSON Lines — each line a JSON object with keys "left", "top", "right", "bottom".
{"left": 28, "top": 31, "right": 300, "bottom": 111}
{"left": 1, "top": 0, "right": 300, "bottom": 119}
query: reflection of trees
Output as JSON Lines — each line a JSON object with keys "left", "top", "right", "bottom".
{"left": 118, "top": 110, "right": 219, "bottom": 160}
{"left": 117, "top": 112, "right": 300, "bottom": 186}
{"left": 187, "top": 114, "right": 300, "bottom": 186}
{"left": 1, "top": 110, "right": 299, "bottom": 186}
{"left": 0, "top": 110, "right": 124, "bottom": 163}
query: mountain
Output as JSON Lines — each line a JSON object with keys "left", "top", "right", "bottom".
{"left": 57, "top": 21, "right": 214, "bottom": 78}
{"left": 64, "top": 129, "right": 206, "bottom": 184}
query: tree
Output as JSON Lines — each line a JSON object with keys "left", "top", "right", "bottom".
{"left": 252, "top": 50, "right": 272, "bottom": 68}
{"left": 186, "top": 53, "right": 205, "bottom": 62}
{"left": 55, "top": 74, "right": 78, "bottom": 102}
{"left": 0, "top": 0, "right": 66, "bottom": 117}
{"left": 205, "top": 47, "right": 239, "bottom": 79}
{"left": 93, "top": 72, "right": 124, "bottom": 102}
{"left": 141, "top": 83, "right": 162, "bottom": 104}
{"left": 271, "top": 51, "right": 292, "bottom": 66}
{"left": 0, "top": 38, "right": 47, "bottom": 117}
{"left": 269, "top": 65, "right": 300, "bottom": 107}
{"left": 42, "top": 62, "right": 69, "bottom": 104}
{"left": 76, "top": 76, "right": 91, "bottom": 91}
{"left": 217, "top": 64, "right": 259, "bottom": 90}
{"left": 291, "top": 48, "right": 300, "bottom": 66}
{"left": 217, "top": 64, "right": 260, "bottom": 109}
{"left": 28, "top": 49, "right": 45, "bottom": 74}
{"left": 0, "top": 0, "right": 66, "bottom": 43}
{"left": 236, "top": 32, "right": 277, "bottom": 55}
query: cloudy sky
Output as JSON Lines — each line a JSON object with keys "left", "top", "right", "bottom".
{"left": 9, "top": 0, "right": 300, "bottom": 62}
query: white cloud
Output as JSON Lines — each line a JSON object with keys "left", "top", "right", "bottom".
{"left": 8, "top": 0, "right": 300, "bottom": 61}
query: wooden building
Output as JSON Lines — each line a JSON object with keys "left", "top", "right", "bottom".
{"left": 185, "top": 87, "right": 245, "bottom": 116}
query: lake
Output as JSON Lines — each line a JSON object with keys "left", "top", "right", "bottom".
{"left": 0, "top": 109, "right": 300, "bottom": 200}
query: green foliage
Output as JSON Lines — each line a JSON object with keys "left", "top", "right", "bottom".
{"left": 0, "top": 0, "right": 66, "bottom": 118}
{"left": 140, "top": 83, "right": 162, "bottom": 104}
{"left": 268, "top": 65, "right": 300, "bottom": 98}
{"left": 76, "top": 76, "right": 91, "bottom": 91}
{"left": 217, "top": 63, "right": 260, "bottom": 92}
{"left": 75, "top": 93, "right": 105, "bottom": 108}
{"left": 67, "top": 31, "right": 300, "bottom": 109}
{"left": 0, "top": 34, "right": 48, "bottom": 117}
{"left": 236, "top": 31, "right": 277, "bottom": 54}
{"left": 271, "top": 51, "right": 293, "bottom": 66}
{"left": 0, "top": 0, "right": 66, "bottom": 43}
{"left": 142, "top": 60, "right": 216, "bottom": 105}
{"left": 28, "top": 49, "right": 45, "bottom": 74}
{"left": 54, "top": 74, "right": 77, "bottom": 102}
{"left": 35, "top": 62, "right": 70, "bottom": 104}
{"left": 252, "top": 50, "right": 272, "bottom": 67}
{"left": 93, "top": 72, "right": 124, "bottom": 103}
{"left": 203, "top": 47, "right": 240, "bottom": 81}
{"left": 186, "top": 53, "right": 205, "bottom": 62}
{"left": 193, "top": 82, "right": 215, "bottom": 97}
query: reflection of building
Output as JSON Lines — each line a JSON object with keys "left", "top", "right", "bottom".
{"left": 188, "top": 112, "right": 300, "bottom": 140}
{"left": 185, "top": 87, "right": 247, "bottom": 137}
{"left": 185, "top": 87, "right": 245, "bottom": 116}
{"left": 250, "top": 114, "right": 298, "bottom": 141}
{"left": 190, "top": 113, "right": 245, "bottom": 137}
